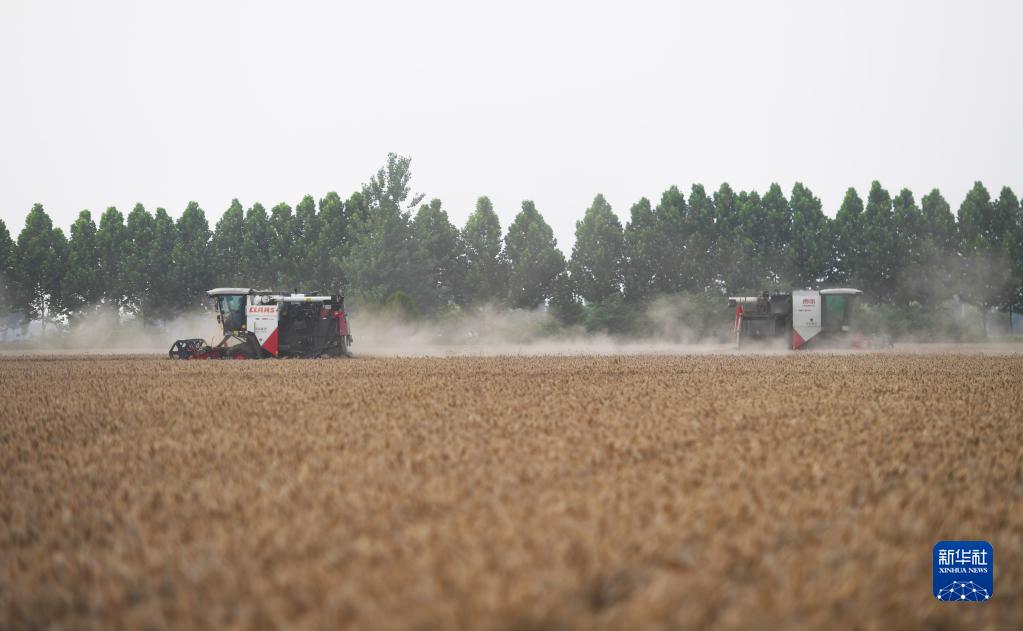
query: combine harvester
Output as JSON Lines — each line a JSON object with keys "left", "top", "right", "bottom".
{"left": 169, "top": 288, "right": 353, "bottom": 359}
{"left": 729, "top": 288, "right": 875, "bottom": 350}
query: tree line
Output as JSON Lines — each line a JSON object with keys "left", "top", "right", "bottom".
{"left": 1, "top": 153, "right": 1021, "bottom": 334}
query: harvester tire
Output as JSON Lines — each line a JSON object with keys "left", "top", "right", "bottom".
{"left": 229, "top": 347, "right": 255, "bottom": 360}
{"left": 324, "top": 343, "right": 352, "bottom": 358}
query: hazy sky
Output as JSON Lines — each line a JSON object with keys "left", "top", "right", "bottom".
{"left": 2, "top": 0, "right": 1021, "bottom": 250}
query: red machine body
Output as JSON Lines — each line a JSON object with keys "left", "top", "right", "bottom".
{"left": 169, "top": 288, "right": 353, "bottom": 359}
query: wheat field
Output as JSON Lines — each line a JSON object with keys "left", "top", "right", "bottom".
{"left": 1, "top": 353, "right": 1021, "bottom": 629}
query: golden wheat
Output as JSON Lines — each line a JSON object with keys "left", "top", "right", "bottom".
{"left": 1, "top": 354, "right": 1021, "bottom": 629}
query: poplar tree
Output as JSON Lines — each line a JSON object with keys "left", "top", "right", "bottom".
{"left": 149, "top": 208, "right": 178, "bottom": 315}
{"left": 123, "top": 203, "right": 156, "bottom": 317}
{"left": 569, "top": 193, "right": 623, "bottom": 303}
{"left": 210, "top": 199, "right": 245, "bottom": 287}
{"left": 12, "top": 204, "right": 67, "bottom": 326}
{"left": 410, "top": 198, "right": 465, "bottom": 313}
{"left": 461, "top": 196, "right": 508, "bottom": 305}
{"left": 832, "top": 187, "right": 866, "bottom": 287}
{"left": 172, "top": 202, "right": 212, "bottom": 310}
{"left": 0, "top": 218, "right": 16, "bottom": 325}
{"left": 63, "top": 210, "right": 102, "bottom": 320}
{"left": 96, "top": 207, "right": 127, "bottom": 308}
{"left": 504, "top": 200, "right": 566, "bottom": 309}
{"left": 787, "top": 183, "right": 831, "bottom": 289}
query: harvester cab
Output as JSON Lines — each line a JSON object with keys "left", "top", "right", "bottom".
{"left": 214, "top": 292, "right": 246, "bottom": 333}
{"left": 729, "top": 288, "right": 863, "bottom": 350}
{"left": 169, "top": 288, "right": 353, "bottom": 359}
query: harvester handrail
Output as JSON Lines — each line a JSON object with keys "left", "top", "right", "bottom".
{"left": 274, "top": 296, "right": 333, "bottom": 303}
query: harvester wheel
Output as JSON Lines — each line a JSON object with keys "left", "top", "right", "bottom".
{"left": 323, "top": 342, "right": 352, "bottom": 358}
{"left": 229, "top": 347, "right": 255, "bottom": 360}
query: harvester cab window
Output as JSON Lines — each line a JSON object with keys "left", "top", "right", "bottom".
{"left": 822, "top": 294, "right": 847, "bottom": 332}
{"left": 217, "top": 295, "right": 246, "bottom": 332}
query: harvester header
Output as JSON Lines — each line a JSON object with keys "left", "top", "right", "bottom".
{"left": 169, "top": 288, "right": 353, "bottom": 359}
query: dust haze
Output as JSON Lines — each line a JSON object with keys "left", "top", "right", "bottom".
{"left": 351, "top": 301, "right": 732, "bottom": 357}
{"left": 0, "top": 307, "right": 221, "bottom": 354}
{"left": 1, "top": 300, "right": 735, "bottom": 357}
{"left": 3, "top": 297, "right": 1020, "bottom": 357}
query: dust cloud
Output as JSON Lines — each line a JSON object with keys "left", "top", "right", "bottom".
{"left": 2, "top": 299, "right": 1019, "bottom": 357}
{"left": 1, "top": 307, "right": 221, "bottom": 354}
{"left": 353, "top": 302, "right": 731, "bottom": 357}
{"left": 1, "top": 301, "right": 736, "bottom": 357}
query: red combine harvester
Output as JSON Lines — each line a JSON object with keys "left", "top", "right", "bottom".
{"left": 169, "top": 288, "right": 353, "bottom": 359}
{"left": 729, "top": 288, "right": 873, "bottom": 350}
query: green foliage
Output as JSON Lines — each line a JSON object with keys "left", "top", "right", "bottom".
{"left": 149, "top": 208, "right": 178, "bottom": 315}
{"left": 295, "top": 195, "right": 320, "bottom": 246}
{"left": 269, "top": 202, "right": 296, "bottom": 288}
{"left": 461, "top": 196, "right": 508, "bottom": 305}
{"left": 1011, "top": 189, "right": 1023, "bottom": 308}
{"left": 889, "top": 188, "right": 922, "bottom": 305}
{"left": 123, "top": 204, "right": 156, "bottom": 317}
{"left": 583, "top": 293, "right": 632, "bottom": 334}
{"left": 758, "top": 184, "right": 792, "bottom": 285}
{"left": 410, "top": 198, "right": 466, "bottom": 314}
{"left": 12, "top": 204, "right": 67, "bottom": 324}
{"left": 382, "top": 290, "right": 419, "bottom": 320}
{"left": 787, "top": 183, "right": 830, "bottom": 288}
{"left": 96, "top": 207, "right": 127, "bottom": 308}
{"left": 992, "top": 187, "right": 1021, "bottom": 308}
{"left": 916, "top": 189, "right": 957, "bottom": 305}
{"left": 344, "top": 157, "right": 419, "bottom": 306}
{"left": 293, "top": 195, "right": 321, "bottom": 291}
{"left": 548, "top": 270, "right": 585, "bottom": 326}
{"left": 172, "top": 202, "right": 211, "bottom": 311}
{"left": 0, "top": 218, "right": 14, "bottom": 321}
{"left": 0, "top": 219, "right": 11, "bottom": 273}
{"left": 504, "top": 200, "right": 566, "bottom": 309}
{"left": 241, "top": 203, "right": 273, "bottom": 289}
{"left": 860, "top": 181, "right": 898, "bottom": 302}
{"left": 714, "top": 184, "right": 760, "bottom": 295}
{"left": 651, "top": 185, "right": 687, "bottom": 294}
{"left": 344, "top": 204, "right": 412, "bottom": 305}
{"left": 623, "top": 186, "right": 694, "bottom": 301}
{"left": 832, "top": 187, "right": 866, "bottom": 287}
{"left": 682, "top": 184, "right": 717, "bottom": 292}
{"left": 363, "top": 153, "right": 424, "bottom": 215}
{"left": 622, "top": 197, "right": 657, "bottom": 302}
{"left": 210, "top": 199, "right": 245, "bottom": 287}
{"left": 62, "top": 210, "right": 102, "bottom": 320}
{"left": 736, "top": 191, "right": 773, "bottom": 289}
{"left": 853, "top": 301, "right": 987, "bottom": 343}
{"left": 312, "top": 192, "right": 350, "bottom": 294}
{"left": 4, "top": 153, "right": 1022, "bottom": 339}
{"left": 0, "top": 217, "right": 14, "bottom": 327}
{"left": 958, "top": 182, "right": 1014, "bottom": 318}
{"left": 569, "top": 194, "right": 623, "bottom": 303}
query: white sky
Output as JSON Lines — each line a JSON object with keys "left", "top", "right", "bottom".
{"left": 1, "top": 0, "right": 1021, "bottom": 250}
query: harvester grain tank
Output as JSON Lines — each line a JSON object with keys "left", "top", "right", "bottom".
{"left": 169, "top": 288, "right": 353, "bottom": 359}
{"left": 728, "top": 288, "right": 862, "bottom": 349}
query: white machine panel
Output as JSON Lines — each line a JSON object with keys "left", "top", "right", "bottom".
{"left": 792, "top": 290, "right": 822, "bottom": 349}
{"left": 246, "top": 304, "right": 280, "bottom": 347}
